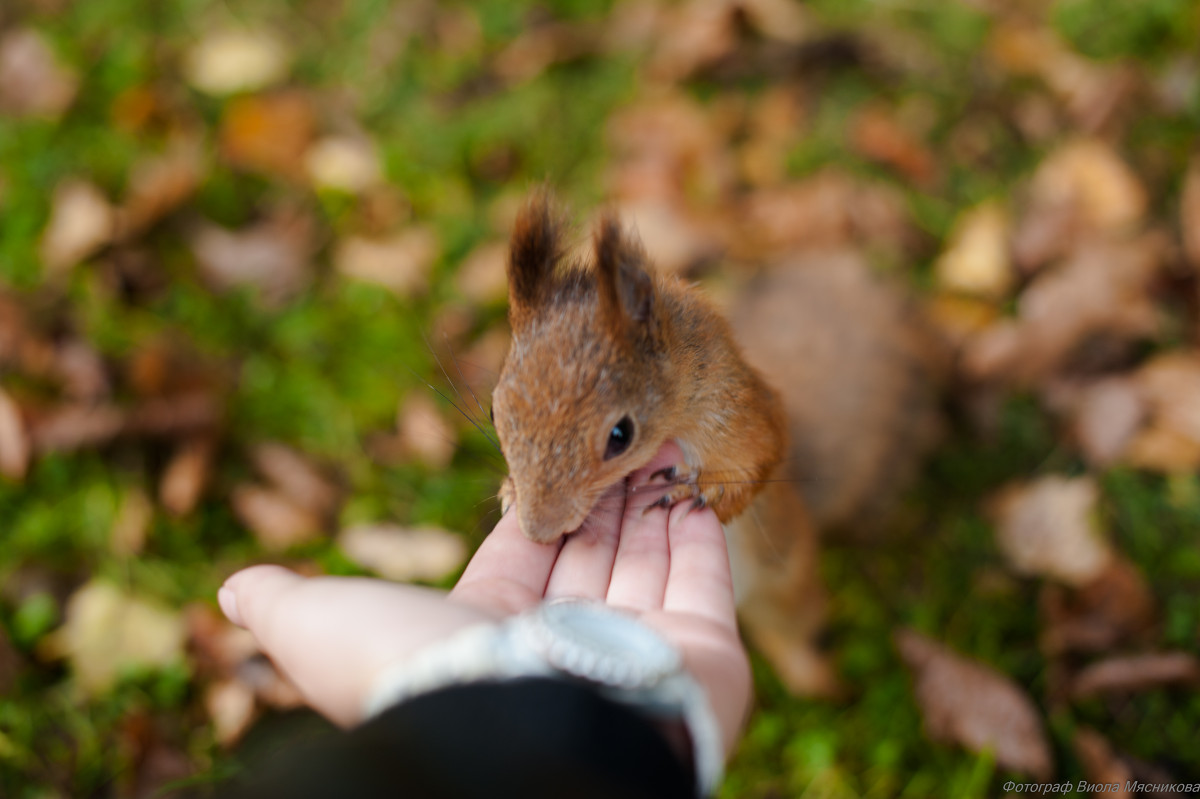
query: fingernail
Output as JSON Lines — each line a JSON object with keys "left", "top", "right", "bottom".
{"left": 218, "top": 585, "right": 243, "bottom": 626}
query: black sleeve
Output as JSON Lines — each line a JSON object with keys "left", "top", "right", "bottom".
{"left": 219, "top": 677, "right": 697, "bottom": 799}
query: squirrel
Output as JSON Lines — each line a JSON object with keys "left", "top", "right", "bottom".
{"left": 490, "top": 192, "right": 940, "bottom": 693}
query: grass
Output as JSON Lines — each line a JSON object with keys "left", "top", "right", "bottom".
{"left": 1, "top": 0, "right": 1198, "bottom": 796}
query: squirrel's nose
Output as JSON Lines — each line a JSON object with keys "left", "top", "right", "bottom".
{"left": 518, "top": 504, "right": 572, "bottom": 544}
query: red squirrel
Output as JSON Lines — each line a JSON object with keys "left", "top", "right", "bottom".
{"left": 490, "top": 192, "right": 940, "bottom": 693}
{"left": 491, "top": 193, "right": 787, "bottom": 543}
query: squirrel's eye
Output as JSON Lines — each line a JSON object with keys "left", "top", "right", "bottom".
{"left": 604, "top": 416, "right": 635, "bottom": 460}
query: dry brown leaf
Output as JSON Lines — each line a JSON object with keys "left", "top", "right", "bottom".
{"left": 29, "top": 404, "right": 126, "bottom": 454}
{"left": 191, "top": 213, "right": 313, "bottom": 305}
{"left": 1041, "top": 558, "right": 1156, "bottom": 655}
{"left": 494, "top": 21, "right": 598, "bottom": 84}
{"left": 0, "top": 386, "right": 30, "bottom": 481}
{"left": 1014, "top": 140, "right": 1146, "bottom": 272}
{"left": 617, "top": 199, "right": 722, "bottom": 275}
{"left": 1074, "top": 728, "right": 1133, "bottom": 797}
{"left": 737, "top": 170, "right": 912, "bottom": 258}
{"left": 206, "top": 678, "right": 257, "bottom": 747}
{"left": 186, "top": 603, "right": 260, "bottom": 679}
{"left": 925, "top": 294, "right": 1000, "bottom": 352}
{"left": 964, "top": 236, "right": 1162, "bottom": 385}
{"left": 231, "top": 484, "right": 323, "bottom": 551}
{"left": 1123, "top": 353, "right": 1200, "bottom": 472}
{"left": 305, "top": 135, "right": 382, "bottom": 193}
{"left": 118, "top": 139, "right": 204, "bottom": 236}
{"left": 454, "top": 241, "right": 509, "bottom": 305}
{"left": 989, "top": 25, "right": 1135, "bottom": 134}
{"left": 53, "top": 339, "right": 110, "bottom": 401}
{"left": 183, "top": 29, "right": 291, "bottom": 96}
{"left": 739, "top": 86, "right": 805, "bottom": 187}
{"left": 990, "top": 475, "right": 1113, "bottom": 586}
{"left": 934, "top": 201, "right": 1013, "bottom": 300}
{"left": 646, "top": 0, "right": 741, "bottom": 82}
{"left": 895, "top": 629, "right": 1053, "bottom": 780}
{"left": 160, "top": 438, "right": 215, "bottom": 516}
{"left": 338, "top": 523, "right": 466, "bottom": 582}
{"left": 39, "top": 179, "right": 115, "bottom": 275}
{"left": 1072, "top": 376, "right": 1146, "bottom": 467}
{"left": 0, "top": 29, "right": 77, "bottom": 119}
{"left": 126, "top": 390, "right": 224, "bottom": 438}
{"left": 851, "top": 105, "right": 937, "bottom": 187}
{"left": 1070, "top": 652, "right": 1200, "bottom": 699}
{"left": 334, "top": 227, "right": 438, "bottom": 296}
{"left": 220, "top": 91, "right": 315, "bottom": 179}
{"left": 42, "top": 580, "right": 186, "bottom": 696}
{"left": 110, "top": 487, "right": 154, "bottom": 558}
{"left": 1181, "top": 157, "right": 1200, "bottom": 272}
{"left": 249, "top": 441, "right": 339, "bottom": 518}
{"left": 396, "top": 394, "right": 457, "bottom": 468}
{"left": 606, "top": 92, "right": 734, "bottom": 203}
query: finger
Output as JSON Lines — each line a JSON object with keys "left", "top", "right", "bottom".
{"left": 624, "top": 440, "right": 687, "bottom": 515}
{"left": 605, "top": 482, "right": 673, "bottom": 612}
{"left": 661, "top": 501, "right": 738, "bottom": 631}
{"left": 221, "top": 565, "right": 491, "bottom": 727}
{"left": 545, "top": 480, "right": 625, "bottom": 600}
{"left": 451, "top": 507, "right": 561, "bottom": 613}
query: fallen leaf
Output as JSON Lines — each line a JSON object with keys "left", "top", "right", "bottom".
{"left": 1071, "top": 376, "right": 1146, "bottom": 467}
{"left": 851, "top": 105, "right": 937, "bottom": 187}
{"left": 160, "top": 438, "right": 215, "bottom": 516}
{"left": 0, "top": 387, "right": 30, "bottom": 480}
{"left": 895, "top": 629, "right": 1053, "bottom": 780}
{"left": 186, "top": 603, "right": 259, "bottom": 678}
{"left": 53, "top": 339, "right": 111, "bottom": 401}
{"left": 126, "top": 390, "right": 224, "bottom": 438}
{"left": 991, "top": 475, "right": 1113, "bottom": 586}
{"left": 493, "top": 21, "right": 598, "bottom": 84}
{"left": 1014, "top": 140, "right": 1146, "bottom": 272}
{"left": 334, "top": 227, "right": 438, "bottom": 295}
{"left": 183, "top": 29, "right": 291, "bottom": 96}
{"left": 191, "top": 212, "right": 313, "bottom": 305}
{"left": 1070, "top": 652, "right": 1200, "bottom": 699}
{"left": 110, "top": 487, "right": 154, "bottom": 557}
{"left": 0, "top": 29, "right": 77, "bottom": 119}
{"left": 220, "top": 91, "right": 315, "bottom": 179}
{"left": 737, "top": 170, "right": 913, "bottom": 258}
{"left": 1073, "top": 728, "right": 1133, "bottom": 797}
{"left": 118, "top": 139, "right": 204, "bottom": 236}
{"left": 206, "top": 678, "right": 257, "bottom": 747}
{"left": 934, "top": 201, "right": 1013, "bottom": 300}
{"left": 1127, "top": 352, "right": 1200, "bottom": 472}
{"left": 39, "top": 179, "right": 115, "bottom": 276}
{"left": 1181, "top": 157, "right": 1200, "bottom": 272}
{"left": 454, "top": 241, "right": 509, "bottom": 305}
{"left": 29, "top": 404, "right": 125, "bottom": 454}
{"left": 338, "top": 523, "right": 466, "bottom": 582}
{"left": 231, "top": 484, "right": 323, "bottom": 551}
{"left": 964, "top": 235, "right": 1162, "bottom": 385}
{"left": 305, "top": 135, "right": 382, "bottom": 193}
{"left": 396, "top": 394, "right": 458, "bottom": 468}
{"left": 43, "top": 580, "right": 186, "bottom": 696}
{"left": 1041, "top": 558, "right": 1156, "bottom": 655}
{"left": 249, "top": 441, "right": 339, "bottom": 518}
{"left": 617, "top": 198, "right": 722, "bottom": 275}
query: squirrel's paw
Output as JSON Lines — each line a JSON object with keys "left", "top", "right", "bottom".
{"left": 639, "top": 466, "right": 724, "bottom": 516}
{"left": 499, "top": 475, "right": 515, "bottom": 515}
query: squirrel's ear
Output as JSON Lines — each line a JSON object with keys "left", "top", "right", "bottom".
{"left": 595, "top": 214, "right": 655, "bottom": 332}
{"left": 508, "top": 191, "right": 565, "bottom": 329}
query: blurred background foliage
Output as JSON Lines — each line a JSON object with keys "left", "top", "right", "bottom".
{"left": 1, "top": 0, "right": 1199, "bottom": 796}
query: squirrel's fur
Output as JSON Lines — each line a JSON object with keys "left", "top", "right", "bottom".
{"left": 493, "top": 192, "right": 786, "bottom": 544}
{"left": 492, "top": 192, "right": 940, "bottom": 693}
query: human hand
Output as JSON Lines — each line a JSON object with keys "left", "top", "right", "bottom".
{"left": 218, "top": 442, "right": 752, "bottom": 753}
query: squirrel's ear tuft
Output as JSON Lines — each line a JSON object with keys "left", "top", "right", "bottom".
{"left": 595, "top": 214, "right": 654, "bottom": 331}
{"left": 508, "top": 190, "right": 565, "bottom": 327}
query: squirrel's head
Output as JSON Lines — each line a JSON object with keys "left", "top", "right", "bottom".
{"left": 492, "top": 194, "right": 674, "bottom": 543}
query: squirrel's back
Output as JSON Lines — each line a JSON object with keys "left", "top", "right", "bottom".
{"left": 731, "top": 251, "right": 942, "bottom": 531}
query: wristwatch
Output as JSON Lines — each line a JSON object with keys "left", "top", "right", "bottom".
{"left": 364, "top": 597, "right": 724, "bottom": 796}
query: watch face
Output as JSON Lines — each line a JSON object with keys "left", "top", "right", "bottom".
{"left": 522, "top": 598, "right": 682, "bottom": 688}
